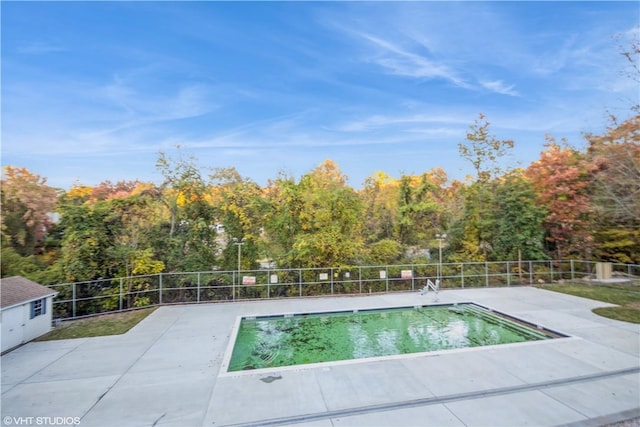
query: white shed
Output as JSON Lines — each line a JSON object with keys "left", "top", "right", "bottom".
{"left": 1, "top": 276, "right": 58, "bottom": 353}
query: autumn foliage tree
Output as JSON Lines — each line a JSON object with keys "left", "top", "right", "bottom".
{"left": 587, "top": 115, "right": 640, "bottom": 227}
{"left": 1, "top": 166, "right": 58, "bottom": 256}
{"left": 526, "top": 138, "right": 596, "bottom": 260}
{"left": 586, "top": 115, "right": 640, "bottom": 263}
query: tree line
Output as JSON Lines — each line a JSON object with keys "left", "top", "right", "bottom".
{"left": 2, "top": 113, "right": 639, "bottom": 285}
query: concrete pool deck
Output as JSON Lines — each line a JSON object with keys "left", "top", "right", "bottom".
{"left": 2, "top": 287, "right": 639, "bottom": 427}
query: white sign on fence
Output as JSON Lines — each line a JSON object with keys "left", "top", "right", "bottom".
{"left": 319, "top": 273, "right": 329, "bottom": 281}
{"left": 379, "top": 270, "right": 386, "bottom": 279}
{"left": 242, "top": 276, "right": 256, "bottom": 285}
{"left": 270, "top": 274, "right": 278, "bottom": 284}
{"left": 401, "top": 270, "right": 413, "bottom": 279}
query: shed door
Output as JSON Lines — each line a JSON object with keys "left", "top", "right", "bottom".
{"left": 1, "top": 307, "right": 25, "bottom": 352}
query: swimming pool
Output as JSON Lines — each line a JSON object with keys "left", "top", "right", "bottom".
{"left": 225, "top": 303, "right": 564, "bottom": 372}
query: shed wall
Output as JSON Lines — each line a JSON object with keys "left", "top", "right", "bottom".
{"left": 1, "top": 298, "right": 54, "bottom": 352}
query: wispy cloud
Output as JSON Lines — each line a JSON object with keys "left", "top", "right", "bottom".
{"left": 351, "top": 30, "right": 469, "bottom": 88}
{"left": 97, "top": 69, "right": 217, "bottom": 118}
{"left": 16, "top": 41, "right": 67, "bottom": 54}
{"left": 333, "top": 113, "right": 470, "bottom": 133}
{"left": 480, "top": 80, "right": 519, "bottom": 97}
{"left": 2, "top": 74, "right": 219, "bottom": 159}
{"left": 173, "top": 109, "right": 471, "bottom": 156}
{"left": 189, "top": 130, "right": 429, "bottom": 151}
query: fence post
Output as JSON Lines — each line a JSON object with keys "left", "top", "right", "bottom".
{"left": 72, "top": 283, "right": 77, "bottom": 318}
{"left": 331, "top": 267, "right": 334, "bottom": 295}
{"left": 386, "top": 267, "right": 389, "bottom": 292}
{"left": 550, "top": 260, "right": 554, "bottom": 283}
{"left": 197, "top": 272, "right": 201, "bottom": 303}
{"left": 529, "top": 261, "right": 533, "bottom": 284}
{"left": 359, "top": 266, "right": 362, "bottom": 294}
{"left": 506, "top": 261, "right": 510, "bottom": 286}
{"left": 411, "top": 264, "right": 415, "bottom": 291}
{"left": 461, "top": 263, "right": 465, "bottom": 288}
{"left": 159, "top": 273, "right": 163, "bottom": 305}
{"left": 119, "top": 278, "right": 123, "bottom": 311}
{"left": 299, "top": 269, "right": 303, "bottom": 297}
{"left": 485, "top": 262, "right": 489, "bottom": 287}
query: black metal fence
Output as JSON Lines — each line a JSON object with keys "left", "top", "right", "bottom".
{"left": 48, "top": 260, "right": 640, "bottom": 320}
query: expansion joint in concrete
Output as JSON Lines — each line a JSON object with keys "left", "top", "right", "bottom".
{"left": 231, "top": 366, "right": 640, "bottom": 427}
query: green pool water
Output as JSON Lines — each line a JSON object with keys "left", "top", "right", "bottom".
{"left": 228, "top": 303, "right": 556, "bottom": 372}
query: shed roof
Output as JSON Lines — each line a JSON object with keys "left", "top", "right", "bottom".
{"left": 1, "top": 276, "right": 57, "bottom": 310}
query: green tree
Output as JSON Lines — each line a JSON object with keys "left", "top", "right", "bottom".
{"left": 1, "top": 235, "right": 44, "bottom": 278}
{"left": 291, "top": 160, "right": 364, "bottom": 267}
{"left": 102, "top": 247, "right": 165, "bottom": 311}
{"left": 57, "top": 200, "right": 118, "bottom": 281}
{"left": 211, "top": 167, "right": 264, "bottom": 271}
{"left": 127, "top": 248, "right": 165, "bottom": 307}
{"left": 396, "top": 170, "right": 447, "bottom": 247}
{"left": 447, "top": 180, "right": 497, "bottom": 262}
{"left": 107, "top": 189, "right": 165, "bottom": 278}
{"left": 57, "top": 183, "right": 165, "bottom": 282}
{"left": 458, "top": 113, "right": 515, "bottom": 182}
{"left": 361, "top": 171, "right": 399, "bottom": 242}
{"left": 492, "top": 170, "right": 547, "bottom": 261}
{"left": 364, "top": 239, "right": 403, "bottom": 265}
{"left": 263, "top": 173, "right": 305, "bottom": 267}
{"left": 155, "top": 149, "right": 217, "bottom": 271}
{"left": 452, "top": 114, "right": 515, "bottom": 261}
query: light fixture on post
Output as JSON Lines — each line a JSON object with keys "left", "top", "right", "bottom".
{"left": 232, "top": 237, "right": 246, "bottom": 299}
{"left": 435, "top": 233, "right": 447, "bottom": 282}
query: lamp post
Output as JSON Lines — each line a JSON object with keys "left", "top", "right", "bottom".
{"left": 518, "top": 239, "right": 534, "bottom": 282}
{"left": 232, "top": 237, "right": 246, "bottom": 299}
{"left": 435, "top": 233, "right": 447, "bottom": 282}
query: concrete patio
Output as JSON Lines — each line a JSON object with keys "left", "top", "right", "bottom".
{"left": 2, "top": 287, "right": 639, "bottom": 426}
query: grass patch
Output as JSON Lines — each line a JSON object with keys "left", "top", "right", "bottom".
{"left": 538, "top": 282, "right": 640, "bottom": 324}
{"left": 593, "top": 306, "right": 640, "bottom": 324}
{"left": 38, "top": 308, "right": 157, "bottom": 341}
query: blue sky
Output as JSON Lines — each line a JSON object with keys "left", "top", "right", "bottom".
{"left": 2, "top": 1, "right": 638, "bottom": 189}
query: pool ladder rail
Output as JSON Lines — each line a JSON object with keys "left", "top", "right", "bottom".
{"left": 420, "top": 279, "right": 440, "bottom": 301}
